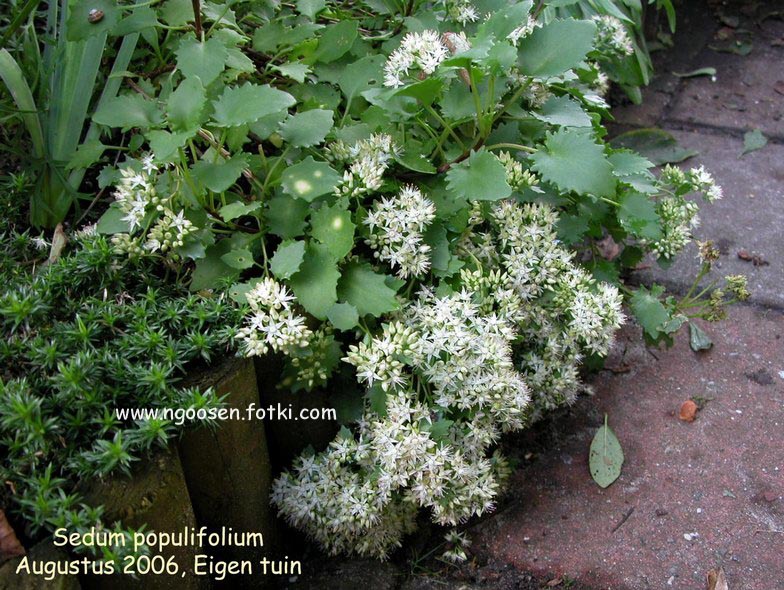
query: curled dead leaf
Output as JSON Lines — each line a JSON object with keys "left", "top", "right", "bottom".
{"left": 679, "top": 400, "right": 698, "bottom": 422}
{"left": 596, "top": 235, "right": 621, "bottom": 261}
{"left": 737, "top": 249, "right": 769, "bottom": 266}
{"left": 706, "top": 567, "right": 729, "bottom": 590}
{"left": 0, "top": 509, "right": 25, "bottom": 562}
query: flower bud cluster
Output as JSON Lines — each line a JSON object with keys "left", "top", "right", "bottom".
{"left": 507, "top": 16, "right": 539, "bottom": 46}
{"left": 145, "top": 210, "right": 194, "bottom": 254}
{"left": 443, "top": 0, "right": 479, "bottom": 24}
{"left": 236, "top": 278, "right": 312, "bottom": 357}
{"left": 497, "top": 151, "right": 540, "bottom": 192}
{"left": 330, "top": 134, "right": 399, "bottom": 198}
{"left": 593, "top": 15, "right": 634, "bottom": 57}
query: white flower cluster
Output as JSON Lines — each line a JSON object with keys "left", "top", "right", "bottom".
{"left": 592, "top": 15, "right": 634, "bottom": 57}
{"left": 481, "top": 201, "right": 624, "bottom": 412}
{"left": 236, "top": 278, "right": 312, "bottom": 357}
{"left": 329, "top": 134, "right": 399, "bottom": 198}
{"left": 274, "top": 291, "right": 520, "bottom": 557}
{"left": 365, "top": 185, "right": 437, "bottom": 279}
{"left": 507, "top": 15, "right": 539, "bottom": 46}
{"left": 521, "top": 80, "right": 551, "bottom": 108}
{"left": 113, "top": 155, "right": 163, "bottom": 232}
{"left": 282, "top": 326, "right": 341, "bottom": 392}
{"left": 593, "top": 15, "right": 634, "bottom": 57}
{"left": 442, "top": 530, "right": 471, "bottom": 563}
{"left": 272, "top": 200, "right": 624, "bottom": 557}
{"left": 686, "top": 166, "right": 723, "bottom": 202}
{"left": 383, "top": 30, "right": 449, "bottom": 88}
{"left": 444, "top": 0, "right": 479, "bottom": 24}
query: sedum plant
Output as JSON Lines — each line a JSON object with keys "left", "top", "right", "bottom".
{"left": 3, "top": 0, "right": 746, "bottom": 559}
{"left": 0, "top": 230, "right": 240, "bottom": 559}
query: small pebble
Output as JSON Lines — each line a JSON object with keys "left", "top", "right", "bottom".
{"left": 684, "top": 532, "right": 699, "bottom": 541}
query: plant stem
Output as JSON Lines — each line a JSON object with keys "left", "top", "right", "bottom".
{"left": 485, "top": 142, "right": 536, "bottom": 154}
{"left": 191, "top": 0, "right": 202, "bottom": 37}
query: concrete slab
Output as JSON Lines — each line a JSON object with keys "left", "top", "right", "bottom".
{"left": 667, "top": 45, "right": 784, "bottom": 138}
{"left": 633, "top": 129, "right": 784, "bottom": 309}
{"left": 469, "top": 307, "right": 784, "bottom": 590}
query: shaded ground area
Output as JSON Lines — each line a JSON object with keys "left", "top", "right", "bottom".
{"left": 278, "top": 2, "right": 784, "bottom": 588}
{"left": 469, "top": 307, "right": 784, "bottom": 589}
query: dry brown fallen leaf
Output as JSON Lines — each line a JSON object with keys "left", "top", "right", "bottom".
{"left": 546, "top": 579, "right": 563, "bottom": 588}
{"left": 0, "top": 508, "right": 25, "bottom": 563}
{"left": 707, "top": 567, "right": 729, "bottom": 590}
{"left": 679, "top": 400, "right": 698, "bottom": 422}
{"left": 596, "top": 235, "right": 621, "bottom": 261}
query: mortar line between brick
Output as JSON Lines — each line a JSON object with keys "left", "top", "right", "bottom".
{"left": 623, "top": 118, "right": 784, "bottom": 145}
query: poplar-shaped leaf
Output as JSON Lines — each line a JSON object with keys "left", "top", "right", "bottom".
{"left": 533, "top": 95, "right": 592, "bottom": 127}
{"left": 273, "top": 62, "right": 311, "bottom": 83}
{"left": 147, "top": 129, "right": 193, "bottom": 160}
{"left": 296, "top": 0, "right": 326, "bottom": 19}
{"left": 337, "top": 262, "right": 399, "bottom": 317}
{"left": 191, "top": 241, "right": 240, "bottom": 291}
{"left": 219, "top": 201, "right": 261, "bottom": 222}
{"left": 265, "top": 195, "right": 309, "bottom": 238}
{"left": 281, "top": 156, "right": 341, "bottom": 201}
{"left": 310, "top": 202, "right": 355, "bottom": 260}
{"left": 289, "top": 244, "right": 340, "bottom": 319}
{"left": 175, "top": 36, "right": 228, "bottom": 85}
{"left": 112, "top": 6, "right": 159, "bottom": 36}
{"left": 66, "top": 140, "right": 107, "bottom": 170}
{"left": 279, "top": 109, "right": 334, "bottom": 147}
{"left": 191, "top": 154, "right": 249, "bottom": 193}
{"left": 531, "top": 129, "right": 616, "bottom": 197}
{"left": 445, "top": 150, "right": 511, "bottom": 201}
{"left": 270, "top": 240, "right": 306, "bottom": 279}
{"left": 338, "top": 55, "right": 385, "bottom": 103}
{"left": 221, "top": 248, "right": 255, "bottom": 270}
{"left": 618, "top": 191, "right": 661, "bottom": 240}
{"left": 212, "top": 83, "right": 296, "bottom": 127}
{"left": 326, "top": 302, "right": 359, "bottom": 330}
{"left": 610, "top": 128, "right": 698, "bottom": 165}
{"left": 741, "top": 129, "right": 767, "bottom": 156}
{"left": 160, "top": 0, "right": 193, "bottom": 26}
{"left": 313, "top": 20, "right": 358, "bottom": 63}
{"left": 95, "top": 204, "right": 130, "bottom": 234}
{"left": 167, "top": 77, "right": 207, "bottom": 131}
{"left": 394, "top": 78, "right": 443, "bottom": 106}
{"left": 518, "top": 19, "right": 596, "bottom": 78}
{"left": 629, "top": 285, "right": 669, "bottom": 339}
{"left": 589, "top": 415, "right": 624, "bottom": 488}
{"left": 608, "top": 150, "right": 654, "bottom": 177}
{"left": 476, "top": 2, "right": 533, "bottom": 40}
{"left": 93, "top": 95, "right": 163, "bottom": 129}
